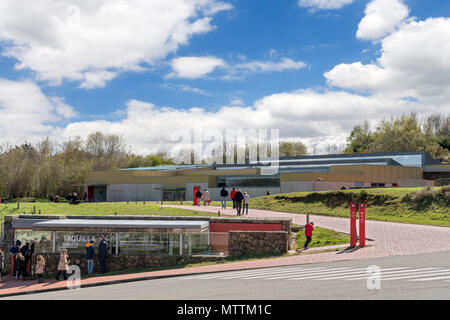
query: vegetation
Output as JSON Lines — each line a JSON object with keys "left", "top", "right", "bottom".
{"left": 0, "top": 201, "right": 222, "bottom": 226}
{"left": 296, "top": 226, "right": 349, "bottom": 249}
{"left": 344, "top": 113, "right": 450, "bottom": 163}
{"left": 251, "top": 187, "right": 450, "bottom": 227}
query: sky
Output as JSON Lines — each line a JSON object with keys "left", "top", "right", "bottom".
{"left": 0, "top": 0, "right": 449, "bottom": 156}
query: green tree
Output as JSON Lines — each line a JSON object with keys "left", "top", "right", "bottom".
{"left": 279, "top": 141, "right": 308, "bottom": 157}
{"left": 344, "top": 121, "right": 374, "bottom": 153}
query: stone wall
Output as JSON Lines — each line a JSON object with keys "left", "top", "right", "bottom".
{"left": 30, "top": 253, "right": 225, "bottom": 277}
{"left": 228, "top": 231, "right": 288, "bottom": 257}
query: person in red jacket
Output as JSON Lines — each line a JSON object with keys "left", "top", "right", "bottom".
{"left": 304, "top": 221, "right": 315, "bottom": 250}
{"left": 230, "top": 188, "right": 237, "bottom": 209}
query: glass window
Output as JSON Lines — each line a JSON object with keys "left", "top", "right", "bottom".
{"left": 217, "top": 176, "right": 280, "bottom": 187}
{"left": 14, "top": 229, "right": 53, "bottom": 253}
{"left": 55, "top": 232, "right": 115, "bottom": 254}
{"left": 118, "top": 232, "right": 180, "bottom": 255}
{"left": 183, "top": 233, "right": 212, "bottom": 255}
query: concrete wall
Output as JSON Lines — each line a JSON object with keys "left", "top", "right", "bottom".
{"left": 397, "top": 179, "right": 435, "bottom": 187}
{"left": 281, "top": 181, "right": 314, "bottom": 193}
{"left": 107, "top": 184, "right": 163, "bottom": 201}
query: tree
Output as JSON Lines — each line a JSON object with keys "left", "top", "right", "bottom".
{"left": 85, "top": 132, "right": 127, "bottom": 171}
{"left": 344, "top": 121, "right": 374, "bottom": 153}
{"left": 279, "top": 141, "right": 308, "bottom": 157}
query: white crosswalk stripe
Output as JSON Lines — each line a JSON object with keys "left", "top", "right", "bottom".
{"left": 237, "top": 267, "right": 353, "bottom": 280}
{"left": 317, "top": 267, "right": 437, "bottom": 281}
{"left": 411, "top": 274, "right": 450, "bottom": 282}
{"left": 345, "top": 268, "right": 446, "bottom": 281}
{"left": 183, "top": 267, "right": 326, "bottom": 280}
{"left": 181, "top": 266, "right": 450, "bottom": 283}
{"left": 290, "top": 267, "right": 406, "bottom": 280}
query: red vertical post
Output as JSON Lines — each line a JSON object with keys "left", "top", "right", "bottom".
{"left": 193, "top": 186, "right": 199, "bottom": 205}
{"left": 350, "top": 202, "right": 357, "bottom": 247}
{"left": 359, "top": 203, "right": 366, "bottom": 247}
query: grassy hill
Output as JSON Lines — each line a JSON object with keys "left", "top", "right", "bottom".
{"left": 250, "top": 186, "right": 450, "bottom": 227}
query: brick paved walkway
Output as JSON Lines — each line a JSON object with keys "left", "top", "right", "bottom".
{"left": 2, "top": 205, "right": 450, "bottom": 297}
{"left": 168, "top": 205, "right": 450, "bottom": 258}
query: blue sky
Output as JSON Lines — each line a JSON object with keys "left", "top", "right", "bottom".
{"left": 0, "top": 0, "right": 449, "bottom": 154}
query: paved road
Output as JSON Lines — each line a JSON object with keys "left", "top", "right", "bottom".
{"left": 8, "top": 250, "right": 450, "bottom": 300}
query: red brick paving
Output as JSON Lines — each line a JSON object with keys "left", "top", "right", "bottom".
{"left": 2, "top": 205, "right": 450, "bottom": 297}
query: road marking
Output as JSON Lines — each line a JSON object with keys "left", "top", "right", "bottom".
{"left": 345, "top": 268, "right": 445, "bottom": 281}
{"left": 240, "top": 267, "right": 352, "bottom": 280}
{"left": 290, "top": 267, "right": 407, "bottom": 280}
{"left": 183, "top": 267, "right": 326, "bottom": 279}
{"left": 410, "top": 273, "right": 450, "bottom": 282}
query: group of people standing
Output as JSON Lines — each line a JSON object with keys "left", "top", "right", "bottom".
{"left": 10, "top": 240, "right": 35, "bottom": 280}
{"left": 194, "top": 187, "right": 250, "bottom": 215}
{"left": 55, "top": 235, "right": 109, "bottom": 281}
{"left": 220, "top": 187, "right": 250, "bottom": 216}
{"left": 10, "top": 235, "right": 109, "bottom": 283}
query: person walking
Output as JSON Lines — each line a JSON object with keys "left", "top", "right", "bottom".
{"left": 234, "top": 189, "right": 244, "bottom": 216}
{"left": 195, "top": 189, "right": 202, "bottom": 206}
{"left": 35, "top": 255, "right": 45, "bottom": 283}
{"left": 203, "top": 189, "right": 211, "bottom": 206}
{"left": 220, "top": 187, "right": 228, "bottom": 209}
{"left": 56, "top": 249, "right": 69, "bottom": 281}
{"left": 14, "top": 252, "right": 25, "bottom": 279}
{"left": 86, "top": 240, "right": 95, "bottom": 274}
{"left": 230, "top": 188, "right": 236, "bottom": 209}
{"left": 243, "top": 192, "right": 250, "bottom": 215}
{"left": 304, "top": 221, "right": 315, "bottom": 250}
{"left": 98, "top": 236, "right": 109, "bottom": 274}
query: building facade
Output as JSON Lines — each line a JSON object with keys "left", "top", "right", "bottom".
{"left": 83, "top": 151, "right": 449, "bottom": 202}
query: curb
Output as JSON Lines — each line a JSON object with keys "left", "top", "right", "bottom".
{"left": 0, "top": 261, "right": 317, "bottom": 298}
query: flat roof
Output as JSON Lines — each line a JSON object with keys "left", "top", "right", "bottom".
{"left": 32, "top": 219, "right": 209, "bottom": 233}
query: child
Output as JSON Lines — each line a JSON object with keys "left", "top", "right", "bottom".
{"left": 14, "top": 252, "right": 25, "bottom": 279}
{"left": 304, "top": 221, "right": 315, "bottom": 250}
{"left": 35, "top": 255, "right": 45, "bottom": 283}
{"left": 56, "top": 249, "right": 69, "bottom": 281}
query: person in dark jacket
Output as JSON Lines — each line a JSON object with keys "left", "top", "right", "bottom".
{"left": 220, "top": 187, "right": 228, "bottom": 209}
{"left": 14, "top": 252, "right": 25, "bottom": 279}
{"left": 10, "top": 240, "right": 21, "bottom": 277}
{"left": 234, "top": 189, "right": 244, "bottom": 216}
{"left": 98, "top": 236, "right": 109, "bottom": 274}
{"left": 195, "top": 190, "right": 202, "bottom": 206}
{"left": 86, "top": 240, "right": 95, "bottom": 274}
{"left": 19, "top": 241, "right": 34, "bottom": 278}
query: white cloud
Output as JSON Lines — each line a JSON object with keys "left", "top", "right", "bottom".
{"left": 0, "top": 78, "right": 75, "bottom": 144}
{"left": 298, "top": 0, "right": 354, "bottom": 10}
{"left": 168, "top": 56, "right": 307, "bottom": 79}
{"left": 356, "top": 0, "right": 410, "bottom": 41}
{"left": 233, "top": 58, "right": 307, "bottom": 74}
{"left": 0, "top": 0, "right": 232, "bottom": 88}
{"left": 60, "top": 89, "right": 429, "bottom": 155}
{"left": 326, "top": 17, "right": 450, "bottom": 107}
{"left": 167, "top": 56, "right": 225, "bottom": 79}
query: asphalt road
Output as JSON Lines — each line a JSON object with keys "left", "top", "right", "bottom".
{"left": 4, "top": 250, "right": 450, "bottom": 300}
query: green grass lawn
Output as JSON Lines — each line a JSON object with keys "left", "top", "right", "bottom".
{"left": 296, "top": 226, "right": 350, "bottom": 249}
{"left": 0, "top": 201, "right": 223, "bottom": 226}
{"left": 251, "top": 187, "right": 450, "bottom": 227}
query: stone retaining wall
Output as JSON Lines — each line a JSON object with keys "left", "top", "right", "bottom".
{"left": 228, "top": 231, "right": 288, "bottom": 257}
{"left": 30, "top": 253, "right": 226, "bottom": 277}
